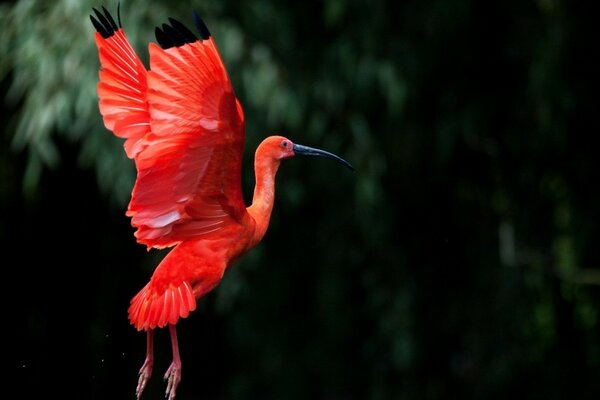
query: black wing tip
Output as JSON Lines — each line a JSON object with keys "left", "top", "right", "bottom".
{"left": 90, "top": 5, "right": 121, "bottom": 39}
{"left": 155, "top": 26, "right": 173, "bottom": 49}
{"left": 155, "top": 12, "right": 210, "bottom": 50}
{"left": 192, "top": 11, "right": 211, "bottom": 40}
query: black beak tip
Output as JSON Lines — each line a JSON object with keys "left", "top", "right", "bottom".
{"left": 337, "top": 159, "right": 356, "bottom": 172}
{"left": 293, "top": 143, "right": 355, "bottom": 172}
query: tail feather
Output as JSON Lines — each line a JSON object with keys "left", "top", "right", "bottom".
{"left": 128, "top": 280, "right": 196, "bottom": 331}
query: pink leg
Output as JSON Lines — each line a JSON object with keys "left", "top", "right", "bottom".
{"left": 164, "top": 324, "right": 182, "bottom": 400}
{"left": 136, "top": 329, "right": 154, "bottom": 399}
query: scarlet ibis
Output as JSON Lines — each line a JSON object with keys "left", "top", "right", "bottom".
{"left": 90, "top": 6, "right": 353, "bottom": 399}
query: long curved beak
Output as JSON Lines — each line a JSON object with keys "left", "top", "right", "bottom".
{"left": 293, "top": 144, "right": 355, "bottom": 171}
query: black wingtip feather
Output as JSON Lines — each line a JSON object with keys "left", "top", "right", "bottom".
{"left": 192, "top": 11, "right": 211, "bottom": 40}
{"left": 90, "top": 6, "right": 119, "bottom": 38}
{"left": 90, "top": 14, "right": 109, "bottom": 38}
{"left": 102, "top": 6, "right": 118, "bottom": 30}
{"left": 117, "top": 2, "right": 122, "bottom": 28}
{"left": 155, "top": 14, "right": 208, "bottom": 49}
{"left": 168, "top": 17, "right": 198, "bottom": 44}
{"left": 161, "top": 23, "right": 186, "bottom": 47}
{"left": 93, "top": 6, "right": 210, "bottom": 49}
{"left": 155, "top": 27, "right": 173, "bottom": 49}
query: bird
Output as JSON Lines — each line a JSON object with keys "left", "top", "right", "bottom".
{"left": 90, "top": 5, "right": 353, "bottom": 400}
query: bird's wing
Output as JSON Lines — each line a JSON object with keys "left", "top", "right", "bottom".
{"left": 92, "top": 8, "right": 247, "bottom": 249}
{"left": 125, "top": 13, "right": 247, "bottom": 249}
{"left": 91, "top": 7, "right": 150, "bottom": 158}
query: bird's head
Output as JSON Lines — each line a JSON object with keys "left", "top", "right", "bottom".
{"left": 258, "top": 135, "right": 354, "bottom": 171}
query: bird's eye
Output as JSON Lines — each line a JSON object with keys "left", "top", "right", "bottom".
{"left": 282, "top": 141, "right": 289, "bottom": 148}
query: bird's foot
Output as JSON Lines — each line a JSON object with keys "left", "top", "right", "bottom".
{"left": 136, "top": 358, "right": 154, "bottom": 399}
{"left": 163, "top": 360, "right": 182, "bottom": 400}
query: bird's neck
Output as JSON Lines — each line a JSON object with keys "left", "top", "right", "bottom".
{"left": 247, "top": 156, "right": 281, "bottom": 245}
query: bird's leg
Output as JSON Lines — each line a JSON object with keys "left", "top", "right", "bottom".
{"left": 136, "top": 329, "right": 154, "bottom": 399}
{"left": 164, "top": 324, "right": 182, "bottom": 400}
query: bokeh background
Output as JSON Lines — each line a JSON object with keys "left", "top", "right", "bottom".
{"left": 2, "top": 0, "right": 599, "bottom": 399}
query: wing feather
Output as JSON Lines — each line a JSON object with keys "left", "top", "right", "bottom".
{"left": 94, "top": 29, "right": 150, "bottom": 158}
{"left": 129, "top": 31, "right": 245, "bottom": 248}
{"left": 93, "top": 10, "right": 246, "bottom": 249}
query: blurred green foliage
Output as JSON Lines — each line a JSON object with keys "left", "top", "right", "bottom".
{"left": 1, "top": 0, "right": 599, "bottom": 399}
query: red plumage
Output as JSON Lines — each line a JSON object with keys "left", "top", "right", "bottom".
{"left": 90, "top": 6, "right": 352, "bottom": 400}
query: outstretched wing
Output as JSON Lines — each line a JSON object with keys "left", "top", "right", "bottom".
{"left": 91, "top": 8, "right": 247, "bottom": 249}
{"left": 91, "top": 7, "right": 150, "bottom": 158}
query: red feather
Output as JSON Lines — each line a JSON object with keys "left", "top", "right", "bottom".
{"left": 94, "top": 26, "right": 246, "bottom": 250}
{"left": 91, "top": 6, "right": 352, "bottom": 400}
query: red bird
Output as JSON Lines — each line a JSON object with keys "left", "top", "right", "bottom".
{"left": 90, "top": 6, "right": 353, "bottom": 400}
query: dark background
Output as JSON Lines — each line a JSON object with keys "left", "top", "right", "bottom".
{"left": 1, "top": 0, "right": 599, "bottom": 399}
